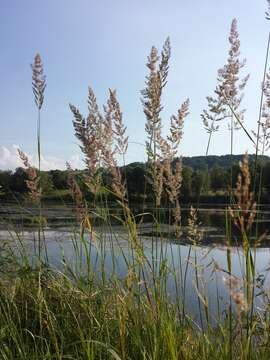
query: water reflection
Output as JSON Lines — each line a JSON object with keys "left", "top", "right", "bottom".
{"left": 2, "top": 203, "right": 270, "bottom": 324}
{"left": 1, "top": 226, "right": 270, "bottom": 325}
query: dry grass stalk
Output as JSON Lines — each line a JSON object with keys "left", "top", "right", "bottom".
{"left": 161, "top": 155, "right": 183, "bottom": 235}
{"left": 102, "top": 90, "right": 127, "bottom": 199}
{"left": 266, "top": 0, "right": 270, "bottom": 20}
{"left": 142, "top": 38, "right": 170, "bottom": 138}
{"left": 17, "top": 149, "right": 40, "bottom": 202}
{"left": 161, "top": 99, "right": 189, "bottom": 205}
{"left": 141, "top": 39, "right": 189, "bottom": 236}
{"left": 162, "top": 100, "right": 189, "bottom": 232}
{"left": 256, "top": 69, "right": 270, "bottom": 152}
{"left": 66, "top": 163, "right": 86, "bottom": 223}
{"left": 142, "top": 44, "right": 163, "bottom": 149}
{"left": 187, "top": 206, "right": 202, "bottom": 245}
{"left": 229, "top": 153, "right": 257, "bottom": 236}
{"left": 215, "top": 19, "right": 249, "bottom": 129}
{"left": 70, "top": 87, "right": 127, "bottom": 199}
{"left": 70, "top": 87, "right": 102, "bottom": 176}
{"left": 174, "top": 199, "right": 181, "bottom": 238}
{"left": 70, "top": 87, "right": 104, "bottom": 195}
{"left": 201, "top": 95, "right": 226, "bottom": 135}
{"left": 163, "top": 159, "right": 182, "bottom": 204}
{"left": 31, "top": 53, "right": 46, "bottom": 110}
{"left": 141, "top": 39, "right": 189, "bottom": 217}
{"left": 166, "top": 99, "right": 189, "bottom": 158}
{"left": 223, "top": 275, "right": 248, "bottom": 316}
{"left": 109, "top": 89, "right": 128, "bottom": 156}
{"left": 145, "top": 160, "right": 164, "bottom": 207}
{"left": 141, "top": 38, "right": 171, "bottom": 205}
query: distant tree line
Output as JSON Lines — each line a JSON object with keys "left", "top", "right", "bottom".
{"left": 1, "top": 154, "right": 270, "bottom": 203}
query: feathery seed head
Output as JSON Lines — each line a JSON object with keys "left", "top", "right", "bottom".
{"left": 187, "top": 206, "right": 202, "bottom": 245}
{"left": 17, "top": 149, "right": 40, "bottom": 202}
{"left": 266, "top": 0, "right": 270, "bottom": 19}
{"left": 258, "top": 69, "right": 270, "bottom": 151}
{"left": 66, "top": 163, "right": 86, "bottom": 223}
{"left": 214, "top": 19, "right": 249, "bottom": 130}
{"left": 31, "top": 53, "right": 46, "bottom": 110}
{"left": 109, "top": 89, "right": 129, "bottom": 155}
{"left": 223, "top": 275, "right": 248, "bottom": 314}
{"left": 229, "top": 153, "right": 257, "bottom": 236}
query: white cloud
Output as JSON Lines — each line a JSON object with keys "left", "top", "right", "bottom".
{"left": 0, "top": 145, "right": 22, "bottom": 170}
{"left": 0, "top": 145, "right": 84, "bottom": 171}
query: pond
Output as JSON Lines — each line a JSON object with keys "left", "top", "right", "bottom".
{"left": 1, "top": 203, "right": 270, "bottom": 326}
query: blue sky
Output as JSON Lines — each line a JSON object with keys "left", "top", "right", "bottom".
{"left": 0, "top": 0, "right": 269, "bottom": 170}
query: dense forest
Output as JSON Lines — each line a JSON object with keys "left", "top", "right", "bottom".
{"left": 1, "top": 154, "right": 270, "bottom": 203}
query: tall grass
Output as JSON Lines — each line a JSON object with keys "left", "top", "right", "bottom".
{"left": 2, "top": 6, "right": 270, "bottom": 360}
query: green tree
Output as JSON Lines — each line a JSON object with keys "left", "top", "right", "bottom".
{"left": 262, "top": 162, "right": 270, "bottom": 195}
{"left": 210, "top": 165, "right": 228, "bottom": 191}
{"left": 192, "top": 171, "right": 205, "bottom": 198}
{"left": 181, "top": 166, "right": 193, "bottom": 198}
{"left": 50, "top": 170, "right": 68, "bottom": 189}
{"left": 0, "top": 170, "right": 12, "bottom": 192}
{"left": 125, "top": 164, "right": 145, "bottom": 198}
{"left": 40, "top": 172, "right": 54, "bottom": 195}
{"left": 10, "top": 168, "right": 28, "bottom": 192}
